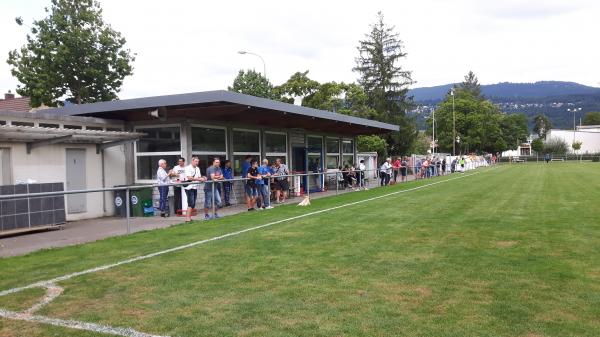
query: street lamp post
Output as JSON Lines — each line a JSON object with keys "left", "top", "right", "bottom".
{"left": 451, "top": 88, "right": 456, "bottom": 157}
{"left": 567, "top": 107, "right": 582, "bottom": 145}
{"left": 238, "top": 50, "right": 266, "bottom": 78}
{"left": 432, "top": 108, "right": 435, "bottom": 155}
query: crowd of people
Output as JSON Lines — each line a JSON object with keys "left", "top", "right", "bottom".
{"left": 155, "top": 154, "right": 478, "bottom": 221}
{"left": 378, "top": 157, "right": 409, "bottom": 186}
{"left": 155, "top": 156, "right": 290, "bottom": 221}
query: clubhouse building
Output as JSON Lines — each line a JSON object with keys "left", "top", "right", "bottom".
{"left": 0, "top": 90, "right": 397, "bottom": 229}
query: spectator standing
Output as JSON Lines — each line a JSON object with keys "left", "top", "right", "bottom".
{"left": 246, "top": 160, "right": 260, "bottom": 211}
{"left": 184, "top": 157, "right": 205, "bottom": 222}
{"left": 441, "top": 158, "right": 447, "bottom": 176}
{"left": 156, "top": 159, "right": 175, "bottom": 217}
{"left": 380, "top": 158, "right": 392, "bottom": 186}
{"left": 400, "top": 157, "right": 408, "bottom": 182}
{"left": 242, "top": 155, "right": 253, "bottom": 207}
{"left": 416, "top": 159, "right": 422, "bottom": 179}
{"left": 257, "top": 159, "right": 274, "bottom": 210}
{"left": 273, "top": 158, "right": 290, "bottom": 203}
{"left": 173, "top": 157, "right": 187, "bottom": 213}
{"left": 222, "top": 160, "right": 233, "bottom": 206}
{"left": 392, "top": 157, "right": 401, "bottom": 182}
{"left": 544, "top": 153, "right": 550, "bottom": 163}
{"left": 204, "top": 158, "right": 224, "bottom": 220}
{"left": 358, "top": 159, "right": 367, "bottom": 190}
{"left": 459, "top": 156, "right": 466, "bottom": 173}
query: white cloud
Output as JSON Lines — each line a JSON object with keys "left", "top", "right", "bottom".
{"left": 1, "top": 0, "right": 599, "bottom": 100}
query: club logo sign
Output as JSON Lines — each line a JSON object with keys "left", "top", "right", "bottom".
{"left": 114, "top": 196, "right": 123, "bottom": 207}
{"left": 131, "top": 195, "right": 139, "bottom": 205}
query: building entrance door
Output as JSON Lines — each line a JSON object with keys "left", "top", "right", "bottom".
{"left": 66, "top": 148, "right": 87, "bottom": 213}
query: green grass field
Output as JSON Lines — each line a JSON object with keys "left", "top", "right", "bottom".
{"left": 1, "top": 163, "right": 599, "bottom": 337}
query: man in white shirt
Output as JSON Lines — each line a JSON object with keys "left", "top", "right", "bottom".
{"left": 184, "top": 157, "right": 206, "bottom": 222}
{"left": 358, "top": 159, "right": 367, "bottom": 190}
{"left": 172, "top": 158, "right": 187, "bottom": 214}
{"left": 156, "top": 159, "right": 175, "bottom": 217}
{"left": 380, "top": 158, "right": 392, "bottom": 186}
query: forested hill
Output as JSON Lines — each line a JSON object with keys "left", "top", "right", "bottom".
{"left": 409, "top": 81, "right": 600, "bottom": 102}
{"left": 409, "top": 81, "right": 600, "bottom": 130}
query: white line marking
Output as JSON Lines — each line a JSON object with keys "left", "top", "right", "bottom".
{"left": 24, "top": 284, "right": 63, "bottom": 315}
{"left": 0, "top": 171, "right": 484, "bottom": 298}
{"left": 0, "top": 309, "right": 169, "bottom": 337}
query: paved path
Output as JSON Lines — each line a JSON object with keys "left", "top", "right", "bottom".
{"left": 0, "top": 173, "right": 422, "bottom": 257}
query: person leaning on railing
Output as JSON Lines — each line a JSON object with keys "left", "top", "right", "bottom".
{"left": 273, "top": 158, "right": 290, "bottom": 203}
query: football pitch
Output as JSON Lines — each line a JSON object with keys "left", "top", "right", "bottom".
{"left": 0, "top": 163, "right": 599, "bottom": 337}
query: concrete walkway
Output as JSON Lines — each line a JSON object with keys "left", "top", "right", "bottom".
{"left": 0, "top": 174, "right": 421, "bottom": 257}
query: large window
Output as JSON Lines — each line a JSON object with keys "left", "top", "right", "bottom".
{"left": 192, "top": 126, "right": 226, "bottom": 152}
{"left": 326, "top": 138, "right": 340, "bottom": 170}
{"left": 192, "top": 126, "right": 227, "bottom": 174}
{"left": 136, "top": 126, "right": 181, "bottom": 152}
{"left": 135, "top": 126, "right": 181, "bottom": 181}
{"left": 233, "top": 129, "right": 260, "bottom": 176}
{"left": 342, "top": 139, "right": 355, "bottom": 167}
{"left": 265, "top": 132, "right": 287, "bottom": 166}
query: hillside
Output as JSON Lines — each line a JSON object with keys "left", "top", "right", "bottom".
{"left": 408, "top": 81, "right": 600, "bottom": 130}
{"left": 409, "top": 81, "right": 600, "bottom": 102}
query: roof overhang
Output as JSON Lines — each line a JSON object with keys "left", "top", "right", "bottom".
{"left": 40, "top": 91, "right": 399, "bottom": 136}
{"left": 0, "top": 125, "right": 144, "bottom": 154}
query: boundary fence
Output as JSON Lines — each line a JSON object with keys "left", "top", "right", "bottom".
{"left": 0, "top": 163, "right": 490, "bottom": 236}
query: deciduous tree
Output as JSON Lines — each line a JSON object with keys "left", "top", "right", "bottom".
{"left": 8, "top": 0, "right": 134, "bottom": 107}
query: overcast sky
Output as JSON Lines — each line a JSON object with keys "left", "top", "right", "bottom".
{"left": 2, "top": 0, "right": 599, "bottom": 99}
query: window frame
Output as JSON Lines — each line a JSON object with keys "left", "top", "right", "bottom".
{"left": 341, "top": 138, "right": 355, "bottom": 168}
{"left": 264, "top": 131, "right": 288, "bottom": 165}
{"left": 134, "top": 124, "right": 182, "bottom": 183}
{"left": 191, "top": 124, "right": 228, "bottom": 156}
{"left": 326, "top": 137, "right": 340, "bottom": 170}
{"left": 232, "top": 128, "right": 261, "bottom": 177}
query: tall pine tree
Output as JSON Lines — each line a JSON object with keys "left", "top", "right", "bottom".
{"left": 353, "top": 12, "right": 416, "bottom": 155}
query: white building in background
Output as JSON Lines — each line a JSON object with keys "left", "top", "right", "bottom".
{"left": 545, "top": 125, "right": 600, "bottom": 154}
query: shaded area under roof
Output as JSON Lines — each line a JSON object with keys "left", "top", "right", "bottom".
{"left": 41, "top": 90, "right": 399, "bottom": 136}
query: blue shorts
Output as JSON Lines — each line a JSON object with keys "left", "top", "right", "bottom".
{"left": 245, "top": 184, "right": 258, "bottom": 198}
{"left": 185, "top": 189, "right": 197, "bottom": 209}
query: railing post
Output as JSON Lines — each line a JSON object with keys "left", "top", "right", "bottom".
{"left": 211, "top": 181, "right": 216, "bottom": 218}
{"left": 306, "top": 173, "right": 310, "bottom": 198}
{"left": 336, "top": 172, "right": 339, "bottom": 195}
{"left": 125, "top": 187, "right": 131, "bottom": 234}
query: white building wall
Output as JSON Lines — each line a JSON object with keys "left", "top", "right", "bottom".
{"left": 0, "top": 142, "right": 127, "bottom": 221}
{"left": 545, "top": 129, "right": 600, "bottom": 154}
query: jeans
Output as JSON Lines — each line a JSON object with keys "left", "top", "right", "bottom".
{"left": 380, "top": 172, "right": 390, "bottom": 186}
{"left": 258, "top": 184, "right": 270, "bottom": 207}
{"left": 204, "top": 188, "right": 221, "bottom": 209}
{"left": 158, "top": 186, "right": 169, "bottom": 213}
{"left": 222, "top": 181, "right": 232, "bottom": 204}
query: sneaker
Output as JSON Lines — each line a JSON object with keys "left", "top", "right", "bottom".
{"left": 225, "top": 203, "right": 231, "bottom": 207}
{"left": 204, "top": 214, "right": 211, "bottom": 220}
{"left": 214, "top": 213, "right": 221, "bottom": 219}
{"left": 248, "top": 208, "right": 255, "bottom": 212}
{"left": 257, "top": 207, "right": 264, "bottom": 211}
{"left": 265, "top": 206, "right": 274, "bottom": 209}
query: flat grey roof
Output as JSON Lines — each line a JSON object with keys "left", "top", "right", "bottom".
{"left": 40, "top": 90, "right": 399, "bottom": 132}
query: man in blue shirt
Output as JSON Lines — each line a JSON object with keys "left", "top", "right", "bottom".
{"left": 222, "top": 159, "right": 233, "bottom": 206}
{"left": 242, "top": 155, "right": 252, "bottom": 206}
{"left": 257, "top": 159, "right": 273, "bottom": 209}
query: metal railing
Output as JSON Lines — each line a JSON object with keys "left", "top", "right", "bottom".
{"left": 0, "top": 163, "right": 489, "bottom": 235}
